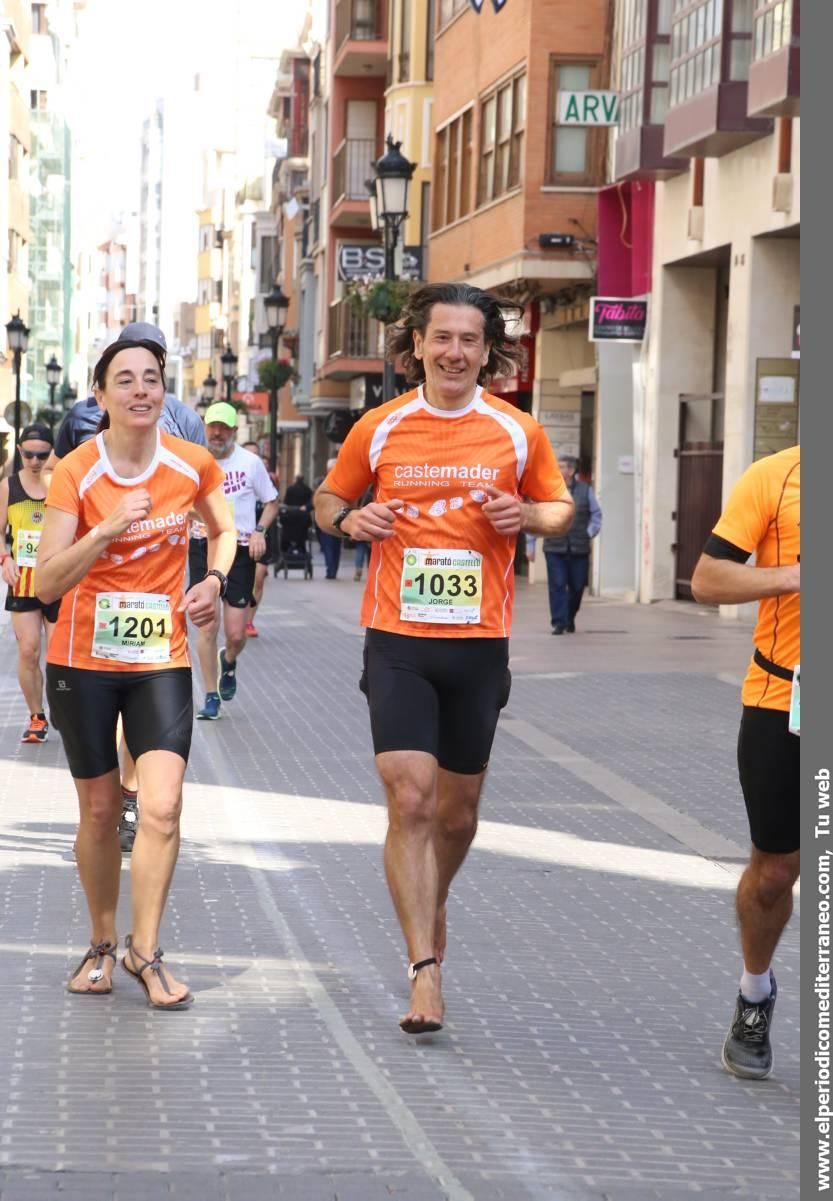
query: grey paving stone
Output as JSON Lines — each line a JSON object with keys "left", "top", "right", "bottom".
{"left": 0, "top": 576, "right": 798, "bottom": 1201}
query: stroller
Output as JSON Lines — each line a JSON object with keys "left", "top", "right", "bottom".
{"left": 274, "top": 504, "right": 314, "bottom": 579}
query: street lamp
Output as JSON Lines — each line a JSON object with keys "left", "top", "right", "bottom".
{"left": 45, "top": 354, "right": 62, "bottom": 430}
{"left": 264, "top": 283, "right": 290, "bottom": 475}
{"left": 372, "top": 135, "right": 416, "bottom": 401}
{"left": 202, "top": 371, "right": 217, "bottom": 405}
{"left": 220, "top": 345, "right": 238, "bottom": 405}
{"left": 5, "top": 312, "right": 30, "bottom": 465}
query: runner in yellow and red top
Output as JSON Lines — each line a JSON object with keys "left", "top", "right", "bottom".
{"left": 692, "top": 445, "right": 800, "bottom": 1081}
{"left": 0, "top": 422, "right": 59, "bottom": 743}
{"left": 36, "top": 337, "right": 236, "bottom": 1007}
{"left": 315, "top": 283, "right": 574, "bottom": 1034}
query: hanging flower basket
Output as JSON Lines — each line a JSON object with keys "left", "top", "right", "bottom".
{"left": 257, "top": 357, "right": 298, "bottom": 392}
{"left": 345, "top": 277, "right": 415, "bottom": 324}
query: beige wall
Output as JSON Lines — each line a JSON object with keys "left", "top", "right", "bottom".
{"left": 641, "top": 123, "right": 800, "bottom": 601}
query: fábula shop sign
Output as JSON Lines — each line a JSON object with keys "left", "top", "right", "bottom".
{"left": 337, "top": 244, "right": 423, "bottom": 282}
{"left": 589, "top": 297, "right": 648, "bottom": 343}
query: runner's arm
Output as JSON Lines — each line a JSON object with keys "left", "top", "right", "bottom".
{"left": 691, "top": 553, "right": 800, "bottom": 604}
{"left": 256, "top": 498, "right": 280, "bottom": 531}
{"left": 35, "top": 490, "right": 154, "bottom": 604}
{"left": 192, "top": 484, "right": 236, "bottom": 577}
{"left": 520, "top": 497, "right": 575, "bottom": 537}
{"left": 315, "top": 485, "right": 402, "bottom": 541}
{"left": 0, "top": 480, "right": 16, "bottom": 586}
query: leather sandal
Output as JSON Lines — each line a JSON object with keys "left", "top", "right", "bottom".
{"left": 66, "top": 940, "right": 117, "bottom": 995}
{"left": 121, "top": 934, "right": 194, "bottom": 1010}
{"left": 400, "top": 956, "right": 443, "bottom": 1034}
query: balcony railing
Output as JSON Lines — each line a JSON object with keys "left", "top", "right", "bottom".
{"left": 328, "top": 299, "right": 381, "bottom": 360}
{"left": 332, "top": 138, "right": 377, "bottom": 204}
{"left": 335, "top": 0, "right": 381, "bottom": 48}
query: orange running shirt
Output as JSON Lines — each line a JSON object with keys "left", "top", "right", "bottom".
{"left": 710, "top": 445, "right": 800, "bottom": 711}
{"left": 44, "top": 431, "right": 224, "bottom": 672}
{"left": 324, "top": 386, "right": 567, "bottom": 638}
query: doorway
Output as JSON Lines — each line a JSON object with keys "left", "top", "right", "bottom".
{"left": 674, "top": 394, "right": 723, "bottom": 600}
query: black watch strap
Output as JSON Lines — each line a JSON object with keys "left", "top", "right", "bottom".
{"left": 332, "top": 506, "right": 353, "bottom": 534}
{"left": 204, "top": 568, "right": 228, "bottom": 598}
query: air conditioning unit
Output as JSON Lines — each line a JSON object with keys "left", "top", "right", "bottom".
{"left": 772, "top": 173, "right": 793, "bottom": 214}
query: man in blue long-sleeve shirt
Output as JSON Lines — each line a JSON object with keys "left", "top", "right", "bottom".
{"left": 542, "top": 455, "right": 602, "bottom": 634}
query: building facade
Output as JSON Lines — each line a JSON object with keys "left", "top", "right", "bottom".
{"left": 601, "top": 0, "right": 800, "bottom": 604}
{"left": 0, "top": 0, "right": 32, "bottom": 459}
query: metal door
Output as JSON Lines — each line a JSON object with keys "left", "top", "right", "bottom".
{"left": 674, "top": 395, "right": 724, "bottom": 600}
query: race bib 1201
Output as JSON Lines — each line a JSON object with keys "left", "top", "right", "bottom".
{"left": 92, "top": 593, "right": 173, "bottom": 663}
{"left": 400, "top": 548, "right": 482, "bottom": 624}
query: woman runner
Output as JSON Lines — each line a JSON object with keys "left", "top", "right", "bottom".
{"left": 36, "top": 338, "right": 236, "bottom": 1008}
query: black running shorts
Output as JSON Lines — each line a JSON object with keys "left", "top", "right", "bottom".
{"left": 737, "top": 705, "right": 799, "bottom": 854}
{"left": 359, "top": 629, "right": 511, "bottom": 775}
{"left": 6, "top": 591, "right": 60, "bottom": 623}
{"left": 188, "top": 539, "right": 256, "bottom": 609}
{"left": 46, "top": 665, "right": 193, "bottom": 779}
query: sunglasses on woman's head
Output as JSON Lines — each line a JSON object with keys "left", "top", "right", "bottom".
{"left": 21, "top": 450, "right": 50, "bottom": 461}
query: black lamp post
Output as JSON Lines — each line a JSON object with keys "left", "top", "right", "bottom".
{"left": 220, "top": 345, "right": 238, "bottom": 405}
{"left": 45, "top": 354, "right": 62, "bottom": 433}
{"left": 198, "top": 371, "right": 217, "bottom": 416}
{"left": 264, "top": 283, "right": 290, "bottom": 475}
{"left": 6, "top": 312, "right": 30, "bottom": 465}
{"left": 372, "top": 135, "right": 416, "bottom": 402}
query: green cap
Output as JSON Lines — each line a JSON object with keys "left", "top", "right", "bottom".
{"left": 203, "top": 402, "right": 238, "bottom": 428}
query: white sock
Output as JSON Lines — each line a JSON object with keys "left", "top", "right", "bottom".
{"left": 740, "top": 968, "right": 772, "bottom": 1003}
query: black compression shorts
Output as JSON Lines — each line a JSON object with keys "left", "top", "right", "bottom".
{"left": 6, "top": 592, "right": 60, "bottom": 622}
{"left": 188, "top": 539, "right": 256, "bottom": 609}
{"left": 46, "top": 665, "right": 193, "bottom": 779}
{"left": 737, "top": 705, "right": 799, "bottom": 854}
{"left": 359, "top": 629, "right": 511, "bottom": 775}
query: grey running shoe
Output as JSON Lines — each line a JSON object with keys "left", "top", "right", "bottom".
{"left": 721, "top": 973, "right": 777, "bottom": 1080}
{"left": 218, "top": 649, "right": 237, "bottom": 701}
{"left": 118, "top": 793, "right": 139, "bottom": 854}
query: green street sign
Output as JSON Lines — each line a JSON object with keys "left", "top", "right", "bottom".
{"left": 557, "top": 91, "right": 620, "bottom": 126}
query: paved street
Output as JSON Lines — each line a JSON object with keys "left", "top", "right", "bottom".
{"left": 0, "top": 556, "right": 800, "bottom": 1200}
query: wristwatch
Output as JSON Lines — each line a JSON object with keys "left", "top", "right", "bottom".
{"left": 254, "top": 524, "right": 265, "bottom": 533}
{"left": 332, "top": 506, "right": 354, "bottom": 535}
{"left": 203, "top": 568, "right": 228, "bottom": 598}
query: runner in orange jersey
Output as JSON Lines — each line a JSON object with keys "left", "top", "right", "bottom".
{"left": 36, "top": 338, "right": 236, "bottom": 1008}
{"left": 315, "top": 283, "right": 574, "bottom": 1034}
{"left": 0, "top": 423, "right": 59, "bottom": 743}
{"left": 692, "top": 445, "right": 800, "bottom": 1080}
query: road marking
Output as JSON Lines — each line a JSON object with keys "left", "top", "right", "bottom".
{"left": 500, "top": 717, "right": 747, "bottom": 861}
{"left": 202, "top": 761, "right": 474, "bottom": 1201}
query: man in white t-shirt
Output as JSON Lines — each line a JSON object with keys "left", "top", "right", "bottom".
{"left": 189, "top": 403, "right": 279, "bottom": 719}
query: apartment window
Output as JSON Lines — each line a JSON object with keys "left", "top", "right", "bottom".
{"left": 753, "top": 0, "right": 792, "bottom": 60}
{"left": 433, "top": 108, "right": 473, "bottom": 229}
{"left": 198, "top": 224, "right": 214, "bottom": 252}
{"left": 549, "top": 62, "right": 603, "bottom": 184}
{"left": 197, "top": 279, "right": 212, "bottom": 305}
{"left": 426, "top": 0, "right": 435, "bottom": 79}
{"left": 30, "top": 89, "right": 48, "bottom": 111}
{"left": 260, "top": 236, "right": 277, "bottom": 291}
{"left": 398, "top": 0, "right": 412, "bottom": 82}
{"left": 478, "top": 73, "right": 525, "bottom": 205}
{"left": 196, "top": 332, "right": 212, "bottom": 360}
{"left": 32, "top": 3, "right": 47, "bottom": 34}
{"left": 669, "top": 0, "right": 753, "bottom": 104}
{"left": 619, "top": 0, "right": 674, "bottom": 131}
{"left": 438, "top": 0, "right": 467, "bottom": 29}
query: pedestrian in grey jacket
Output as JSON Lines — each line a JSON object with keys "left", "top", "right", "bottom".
{"left": 542, "top": 455, "right": 602, "bottom": 634}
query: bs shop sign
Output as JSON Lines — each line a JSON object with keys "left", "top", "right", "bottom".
{"left": 337, "top": 244, "right": 423, "bottom": 282}
{"left": 589, "top": 297, "right": 648, "bottom": 343}
{"left": 557, "top": 91, "right": 620, "bottom": 126}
